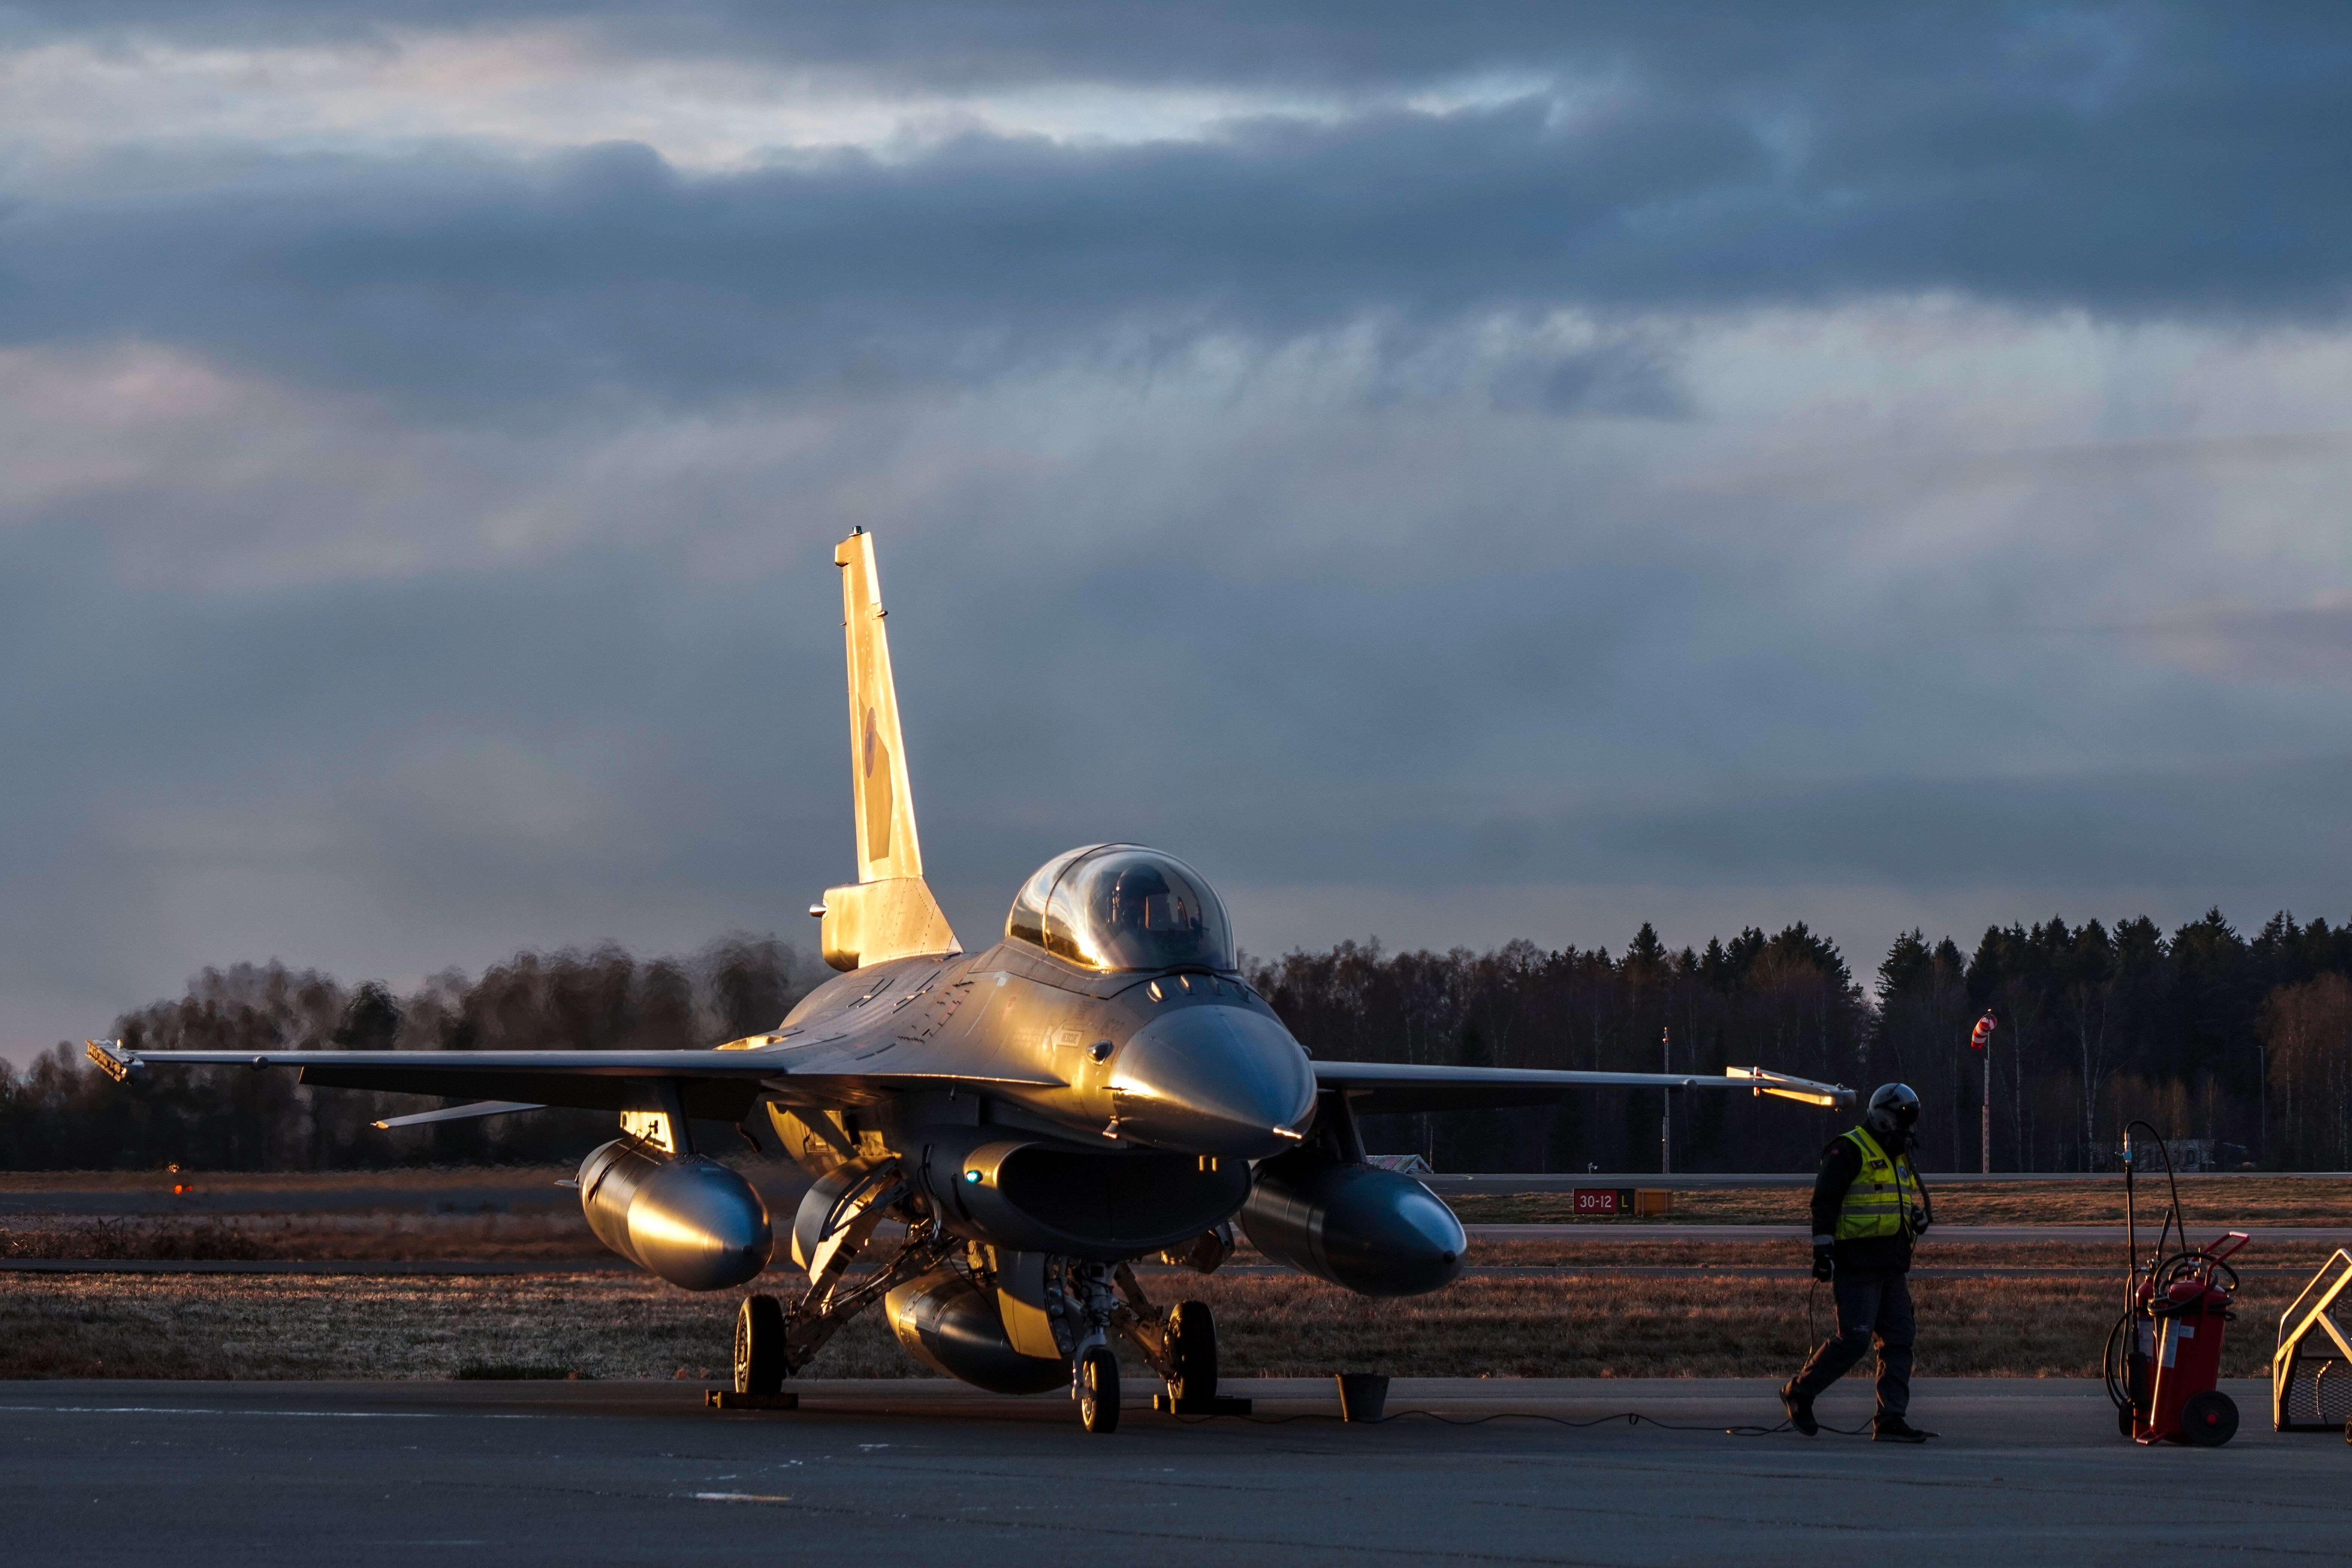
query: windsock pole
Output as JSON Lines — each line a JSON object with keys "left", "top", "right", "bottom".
{"left": 1971, "top": 1012, "right": 1998, "bottom": 1174}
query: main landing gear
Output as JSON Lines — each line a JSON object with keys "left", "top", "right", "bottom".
{"left": 718, "top": 1168, "right": 951, "bottom": 1411}
{"left": 1076, "top": 1345, "right": 1121, "bottom": 1434}
{"left": 1101, "top": 1261, "right": 1251, "bottom": 1429}
{"left": 735, "top": 1293, "right": 787, "bottom": 1396}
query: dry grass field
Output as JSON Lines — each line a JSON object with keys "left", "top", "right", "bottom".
{"left": 0, "top": 1167, "right": 582, "bottom": 1196}
{"left": 6, "top": 1236, "right": 2331, "bottom": 1384}
{"left": 4, "top": 1168, "right": 2341, "bottom": 1385}
{"left": 1, "top": 1212, "right": 601, "bottom": 1262}
{"left": 0, "top": 1271, "right": 905, "bottom": 1381}
{"left": 1446, "top": 1175, "right": 2352, "bottom": 1226}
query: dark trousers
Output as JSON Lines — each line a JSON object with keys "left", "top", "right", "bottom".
{"left": 1790, "top": 1272, "right": 1913, "bottom": 1419}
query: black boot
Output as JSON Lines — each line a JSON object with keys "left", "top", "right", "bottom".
{"left": 1872, "top": 1415, "right": 1934, "bottom": 1443}
{"left": 1781, "top": 1381, "right": 1818, "bottom": 1436}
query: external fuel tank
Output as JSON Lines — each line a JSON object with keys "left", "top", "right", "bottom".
{"left": 578, "top": 1138, "right": 773, "bottom": 1292}
{"left": 1240, "top": 1148, "right": 1466, "bottom": 1297}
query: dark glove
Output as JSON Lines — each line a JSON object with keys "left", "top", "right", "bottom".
{"left": 1911, "top": 1205, "right": 1931, "bottom": 1237}
{"left": 1811, "top": 1244, "right": 1835, "bottom": 1282}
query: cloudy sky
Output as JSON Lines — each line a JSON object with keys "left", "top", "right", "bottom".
{"left": 5, "top": 3, "right": 2351, "bottom": 1062}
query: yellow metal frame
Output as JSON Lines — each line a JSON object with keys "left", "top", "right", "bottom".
{"left": 2272, "top": 1248, "right": 2352, "bottom": 1431}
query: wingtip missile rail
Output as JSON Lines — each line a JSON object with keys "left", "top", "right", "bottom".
{"left": 85, "top": 1038, "right": 141, "bottom": 1082}
{"left": 1725, "top": 1064, "right": 1854, "bottom": 1109}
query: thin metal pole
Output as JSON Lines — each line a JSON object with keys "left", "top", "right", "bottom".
{"left": 1981, "top": 1032, "right": 1993, "bottom": 1175}
{"left": 1661, "top": 1026, "right": 1671, "bottom": 1175}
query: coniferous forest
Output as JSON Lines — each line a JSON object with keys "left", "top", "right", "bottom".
{"left": 5, "top": 910, "right": 2350, "bottom": 1173}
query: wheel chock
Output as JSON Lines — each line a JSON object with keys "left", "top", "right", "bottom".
{"left": 706, "top": 1390, "right": 798, "bottom": 1410}
{"left": 1152, "top": 1393, "right": 1251, "bottom": 1415}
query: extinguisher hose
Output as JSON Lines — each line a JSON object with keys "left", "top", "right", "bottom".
{"left": 2110, "top": 1121, "right": 2185, "bottom": 1418}
{"left": 2101, "top": 1310, "right": 2131, "bottom": 1413}
{"left": 2107, "top": 1123, "right": 2241, "bottom": 1418}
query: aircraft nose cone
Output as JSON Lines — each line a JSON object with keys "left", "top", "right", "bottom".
{"left": 1111, "top": 1003, "right": 1317, "bottom": 1159}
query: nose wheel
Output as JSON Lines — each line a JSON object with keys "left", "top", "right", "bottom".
{"left": 1077, "top": 1345, "right": 1121, "bottom": 1434}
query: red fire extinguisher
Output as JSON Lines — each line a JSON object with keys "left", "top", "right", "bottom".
{"left": 2104, "top": 1122, "right": 2248, "bottom": 1446}
{"left": 2132, "top": 1238, "right": 2248, "bottom": 1445}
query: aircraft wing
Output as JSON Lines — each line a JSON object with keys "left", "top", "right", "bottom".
{"left": 83, "top": 1040, "right": 1062, "bottom": 1120}
{"left": 1311, "top": 1061, "right": 1854, "bottom": 1114}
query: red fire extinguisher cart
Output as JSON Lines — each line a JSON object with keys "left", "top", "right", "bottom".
{"left": 2133, "top": 1234, "right": 2249, "bottom": 1444}
{"left": 2104, "top": 1122, "right": 2248, "bottom": 1447}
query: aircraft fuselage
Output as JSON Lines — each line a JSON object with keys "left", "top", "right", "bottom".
{"left": 746, "top": 940, "right": 1317, "bottom": 1261}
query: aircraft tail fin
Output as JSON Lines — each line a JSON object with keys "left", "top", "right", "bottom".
{"left": 838, "top": 528, "right": 923, "bottom": 883}
{"left": 821, "top": 530, "right": 958, "bottom": 971}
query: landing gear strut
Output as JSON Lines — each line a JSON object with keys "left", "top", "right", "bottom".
{"left": 1106, "top": 1262, "right": 1251, "bottom": 1418}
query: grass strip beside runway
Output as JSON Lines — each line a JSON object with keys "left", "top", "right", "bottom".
{"left": 1, "top": 1246, "right": 2307, "bottom": 1383}
{"left": 1446, "top": 1173, "right": 2352, "bottom": 1225}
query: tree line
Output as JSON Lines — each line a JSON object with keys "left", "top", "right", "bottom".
{"left": 1261, "top": 910, "right": 2352, "bottom": 1173}
{"left": 0, "top": 938, "right": 825, "bottom": 1172}
{"left": 5, "top": 909, "right": 2349, "bottom": 1172}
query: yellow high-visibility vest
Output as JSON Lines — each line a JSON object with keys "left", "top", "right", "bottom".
{"left": 1834, "top": 1126, "right": 1918, "bottom": 1241}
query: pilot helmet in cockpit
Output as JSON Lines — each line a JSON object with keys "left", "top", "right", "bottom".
{"left": 1006, "top": 844, "right": 1234, "bottom": 972}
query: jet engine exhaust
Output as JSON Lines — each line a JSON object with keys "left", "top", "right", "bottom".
{"left": 1240, "top": 1149, "right": 1466, "bottom": 1297}
{"left": 578, "top": 1138, "right": 773, "bottom": 1291}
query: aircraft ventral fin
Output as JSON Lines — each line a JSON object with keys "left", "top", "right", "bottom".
{"left": 371, "top": 1099, "right": 545, "bottom": 1130}
{"left": 820, "top": 530, "right": 959, "bottom": 972}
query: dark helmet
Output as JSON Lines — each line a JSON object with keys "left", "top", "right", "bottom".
{"left": 1865, "top": 1083, "right": 1922, "bottom": 1139}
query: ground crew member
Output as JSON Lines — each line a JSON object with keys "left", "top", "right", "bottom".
{"left": 1781, "top": 1083, "right": 1936, "bottom": 1442}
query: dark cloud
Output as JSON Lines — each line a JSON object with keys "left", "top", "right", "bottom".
{"left": 0, "top": 5, "right": 2328, "bottom": 105}
{"left": 5, "top": 8, "right": 2351, "bottom": 418}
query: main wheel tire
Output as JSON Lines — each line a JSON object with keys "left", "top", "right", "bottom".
{"left": 1167, "top": 1300, "right": 1217, "bottom": 1402}
{"left": 2179, "top": 1389, "right": 2238, "bottom": 1447}
{"left": 1078, "top": 1345, "right": 1121, "bottom": 1435}
{"left": 735, "top": 1294, "right": 787, "bottom": 1396}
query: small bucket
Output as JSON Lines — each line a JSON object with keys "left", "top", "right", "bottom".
{"left": 1335, "top": 1373, "right": 1390, "bottom": 1423}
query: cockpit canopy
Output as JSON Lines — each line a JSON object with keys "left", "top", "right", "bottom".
{"left": 1006, "top": 845, "right": 1236, "bottom": 973}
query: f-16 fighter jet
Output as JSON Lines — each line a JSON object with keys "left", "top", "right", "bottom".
{"left": 90, "top": 530, "right": 1851, "bottom": 1433}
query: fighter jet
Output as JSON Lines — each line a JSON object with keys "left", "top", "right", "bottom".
{"left": 89, "top": 529, "right": 1852, "bottom": 1433}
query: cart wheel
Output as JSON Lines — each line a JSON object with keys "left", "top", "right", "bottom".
{"left": 2116, "top": 1403, "right": 2135, "bottom": 1439}
{"left": 1077, "top": 1345, "right": 1121, "bottom": 1435}
{"left": 2179, "top": 1389, "right": 2237, "bottom": 1447}
{"left": 734, "top": 1294, "right": 787, "bottom": 1395}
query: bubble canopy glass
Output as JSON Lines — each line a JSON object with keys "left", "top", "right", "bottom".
{"left": 1005, "top": 845, "right": 1236, "bottom": 972}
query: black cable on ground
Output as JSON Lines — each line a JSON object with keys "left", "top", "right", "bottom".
{"left": 1171, "top": 1408, "right": 1876, "bottom": 1436}
{"left": 1173, "top": 1228, "right": 1880, "bottom": 1439}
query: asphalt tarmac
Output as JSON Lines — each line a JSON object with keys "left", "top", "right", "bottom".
{"left": 5, "top": 1377, "right": 2339, "bottom": 1566}
{"left": 1469, "top": 1223, "right": 2352, "bottom": 1243}
{"left": 1426, "top": 1171, "right": 2352, "bottom": 1189}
